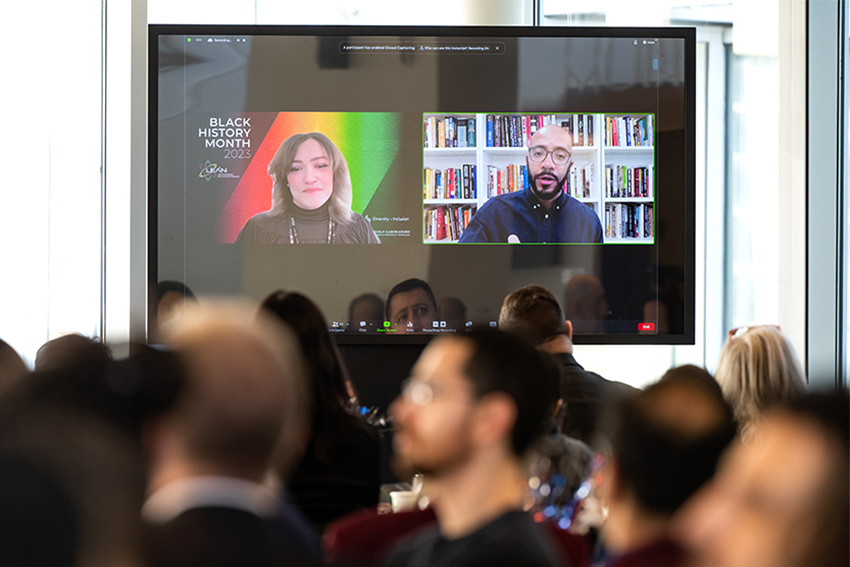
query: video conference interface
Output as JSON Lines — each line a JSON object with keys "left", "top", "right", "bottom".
{"left": 154, "top": 28, "right": 691, "bottom": 341}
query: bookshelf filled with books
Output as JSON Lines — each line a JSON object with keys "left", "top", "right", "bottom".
{"left": 422, "top": 113, "right": 654, "bottom": 243}
{"left": 601, "top": 114, "right": 654, "bottom": 242}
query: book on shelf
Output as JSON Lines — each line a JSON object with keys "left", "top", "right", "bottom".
{"left": 557, "top": 114, "right": 595, "bottom": 147}
{"left": 424, "top": 115, "right": 477, "bottom": 148}
{"left": 487, "top": 163, "right": 527, "bottom": 197}
{"left": 423, "top": 165, "right": 477, "bottom": 200}
{"left": 644, "top": 204, "right": 653, "bottom": 238}
{"left": 486, "top": 115, "right": 494, "bottom": 147}
{"left": 604, "top": 203, "right": 654, "bottom": 239}
{"left": 457, "top": 119, "right": 467, "bottom": 148}
{"left": 485, "top": 114, "right": 558, "bottom": 147}
{"left": 577, "top": 115, "right": 585, "bottom": 147}
{"left": 604, "top": 164, "right": 653, "bottom": 198}
{"left": 567, "top": 162, "right": 594, "bottom": 198}
{"left": 604, "top": 115, "right": 653, "bottom": 147}
{"left": 424, "top": 204, "right": 476, "bottom": 241}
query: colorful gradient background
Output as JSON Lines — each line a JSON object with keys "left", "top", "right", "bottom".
{"left": 220, "top": 112, "right": 400, "bottom": 243}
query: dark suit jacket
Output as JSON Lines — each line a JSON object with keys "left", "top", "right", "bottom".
{"left": 555, "top": 352, "right": 637, "bottom": 445}
{"left": 145, "top": 506, "right": 319, "bottom": 567}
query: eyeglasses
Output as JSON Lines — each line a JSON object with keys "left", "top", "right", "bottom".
{"left": 728, "top": 324, "right": 781, "bottom": 340}
{"left": 528, "top": 146, "right": 572, "bottom": 166}
{"left": 400, "top": 378, "right": 442, "bottom": 407}
{"left": 400, "top": 377, "right": 474, "bottom": 407}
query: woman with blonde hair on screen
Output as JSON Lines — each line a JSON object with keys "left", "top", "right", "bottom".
{"left": 237, "top": 132, "right": 379, "bottom": 244}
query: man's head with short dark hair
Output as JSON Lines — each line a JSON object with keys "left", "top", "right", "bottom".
{"left": 386, "top": 278, "right": 439, "bottom": 332}
{"left": 499, "top": 285, "right": 568, "bottom": 346}
{"left": 390, "top": 329, "right": 557, "bottom": 480}
{"left": 659, "top": 364, "right": 726, "bottom": 406}
{"left": 35, "top": 334, "right": 112, "bottom": 373}
{"left": 600, "top": 373, "right": 736, "bottom": 515}
{"left": 460, "top": 329, "right": 561, "bottom": 455}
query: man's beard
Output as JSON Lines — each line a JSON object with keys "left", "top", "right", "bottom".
{"left": 528, "top": 169, "right": 568, "bottom": 202}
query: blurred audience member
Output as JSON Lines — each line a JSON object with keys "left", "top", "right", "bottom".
{"left": 675, "top": 390, "right": 848, "bottom": 567}
{"left": 385, "top": 330, "right": 562, "bottom": 567}
{"left": 0, "top": 338, "right": 27, "bottom": 398}
{"left": 35, "top": 333, "right": 112, "bottom": 372}
{"left": 347, "top": 293, "right": 384, "bottom": 333}
{"left": 499, "top": 284, "right": 634, "bottom": 445}
{"left": 143, "top": 301, "right": 317, "bottom": 567}
{"left": 595, "top": 372, "right": 736, "bottom": 567}
{"left": 0, "top": 343, "right": 186, "bottom": 567}
{"left": 0, "top": 453, "right": 77, "bottom": 567}
{"left": 155, "top": 280, "right": 197, "bottom": 340}
{"left": 0, "top": 408, "right": 147, "bottom": 567}
{"left": 563, "top": 275, "right": 609, "bottom": 334}
{"left": 714, "top": 325, "right": 805, "bottom": 439}
{"left": 261, "top": 291, "right": 380, "bottom": 533}
{"left": 4, "top": 345, "right": 184, "bottom": 443}
{"left": 658, "top": 364, "right": 724, "bottom": 398}
{"left": 386, "top": 278, "right": 440, "bottom": 333}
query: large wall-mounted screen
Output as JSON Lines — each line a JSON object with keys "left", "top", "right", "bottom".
{"left": 151, "top": 25, "right": 696, "bottom": 344}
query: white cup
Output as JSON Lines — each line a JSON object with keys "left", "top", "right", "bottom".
{"left": 389, "top": 490, "right": 418, "bottom": 513}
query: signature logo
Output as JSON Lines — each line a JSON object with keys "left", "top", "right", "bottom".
{"left": 199, "top": 160, "right": 228, "bottom": 181}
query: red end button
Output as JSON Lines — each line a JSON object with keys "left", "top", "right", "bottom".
{"left": 638, "top": 322, "right": 656, "bottom": 331}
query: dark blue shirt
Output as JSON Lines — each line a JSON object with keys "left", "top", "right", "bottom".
{"left": 458, "top": 189, "right": 603, "bottom": 243}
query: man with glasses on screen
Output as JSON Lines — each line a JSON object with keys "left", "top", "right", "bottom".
{"left": 458, "top": 125, "right": 603, "bottom": 244}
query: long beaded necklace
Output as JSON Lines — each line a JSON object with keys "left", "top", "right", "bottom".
{"left": 289, "top": 215, "right": 335, "bottom": 244}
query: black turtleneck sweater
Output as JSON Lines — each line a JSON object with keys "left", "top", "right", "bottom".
{"left": 235, "top": 203, "right": 380, "bottom": 244}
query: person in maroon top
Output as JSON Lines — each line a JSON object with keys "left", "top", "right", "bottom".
{"left": 595, "top": 368, "right": 736, "bottom": 567}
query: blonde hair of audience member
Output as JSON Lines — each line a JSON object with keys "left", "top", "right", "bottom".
{"left": 714, "top": 326, "right": 805, "bottom": 439}
{"left": 154, "top": 300, "right": 307, "bottom": 485}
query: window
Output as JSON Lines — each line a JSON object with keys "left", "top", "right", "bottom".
{"left": 0, "top": 1, "right": 103, "bottom": 365}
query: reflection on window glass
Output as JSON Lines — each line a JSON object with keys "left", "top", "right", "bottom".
{"left": 724, "top": 51, "right": 779, "bottom": 330}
